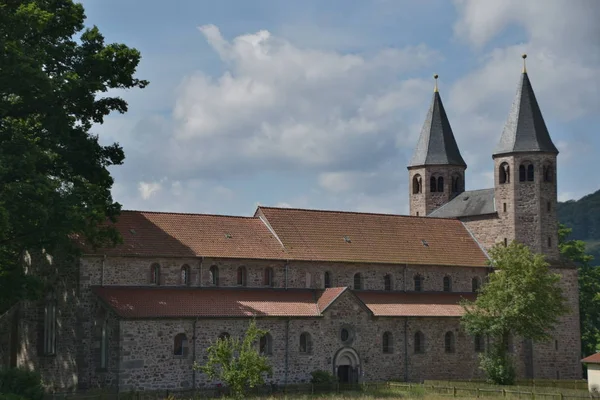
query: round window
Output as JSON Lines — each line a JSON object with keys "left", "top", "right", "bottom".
{"left": 341, "top": 328, "right": 349, "bottom": 342}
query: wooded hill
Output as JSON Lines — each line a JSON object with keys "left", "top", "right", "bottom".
{"left": 558, "top": 188, "right": 600, "bottom": 262}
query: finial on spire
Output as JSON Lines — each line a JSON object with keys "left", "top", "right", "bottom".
{"left": 522, "top": 54, "right": 527, "bottom": 73}
{"left": 434, "top": 74, "right": 439, "bottom": 92}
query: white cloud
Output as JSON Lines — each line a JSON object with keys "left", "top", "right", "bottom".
{"left": 138, "top": 181, "right": 163, "bottom": 200}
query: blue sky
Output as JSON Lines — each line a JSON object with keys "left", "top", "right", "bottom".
{"left": 80, "top": 0, "right": 600, "bottom": 216}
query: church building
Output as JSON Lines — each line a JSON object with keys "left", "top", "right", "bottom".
{"left": 0, "top": 56, "right": 581, "bottom": 392}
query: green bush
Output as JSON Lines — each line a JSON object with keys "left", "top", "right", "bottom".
{"left": 0, "top": 368, "right": 44, "bottom": 400}
{"left": 310, "top": 370, "right": 337, "bottom": 384}
{"left": 0, "top": 394, "right": 28, "bottom": 400}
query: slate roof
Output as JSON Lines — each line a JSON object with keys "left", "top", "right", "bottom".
{"left": 93, "top": 286, "right": 475, "bottom": 319}
{"left": 408, "top": 91, "right": 466, "bottom": 167}
{"left": 356, "top": 291, "right": 476, "bottom": 317}
{"left": 581, "top": 353, "right": 600, "bottom": 364}
{"left": 257, "top": 207, "right": 489, "bottom": 267}
{"left": 428, "top": 189, "right": 496, "bottom": 218}
{"left": 84, "top": 210, "right": 287, "bottom": 260}
{"left": 493, "top": 72, "right": 558, "bottom": 156}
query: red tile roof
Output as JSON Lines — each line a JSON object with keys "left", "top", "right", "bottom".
{"left": 582, "top": 353, "right": 600, "bottom": 364}
{"left": 94, "top": 286, "right": 474, "bottom": 319}
{"left": 316, "top": 287, "right": 347, "bottom": 312}
{"left": 356, "top": 291, "right": 475, "bottom": 317}
{"left": 88, "top": 211, "right": 287, "bottom": 260}
{"left": 257, "top": 207, "right": 488, "bottom": 267}
{"left": 93, "top": 287, "right": 320, "bottom": 318}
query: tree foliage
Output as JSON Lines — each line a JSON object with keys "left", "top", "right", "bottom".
{"left": 461, "top": 242, "right": 568, "bottom": 384}
{"left": 194, "top": 320, "right": 272, "bottom": 399}
{"left": 559, "top": 224, "right": 600, "bottom": 356}
{"left": 0, "top": 0, "right": 147, "bottom": 311}
{"left": 557, "top": 189, "right": 600, "bottom": 261}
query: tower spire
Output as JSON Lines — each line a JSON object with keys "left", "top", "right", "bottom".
{"left": 434, "top": 74, "right": 439, "bottom": 92}
{"left": 522, "top": 53, "right": 527, "bottom": 73}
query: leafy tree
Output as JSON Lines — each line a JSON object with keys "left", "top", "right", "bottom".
{"left": 194, "top": 320, "right": 273, "bottom": 399}
{"left": 461, "top": 242, "right": 568, "bottom": 385}
{"left": 559, "top": 224, "right": 600, "bottom": 356}
{"left": 0, "top": 0, "right": 147, "bottom": 311}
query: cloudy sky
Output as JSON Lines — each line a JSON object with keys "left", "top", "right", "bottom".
{"left": 80, "top": 0, "right": 600, "bottom": 216}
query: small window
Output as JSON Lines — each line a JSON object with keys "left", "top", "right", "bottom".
{"left": 414, "top": 331, "right": 424, "bottom": 354}
{"left": 430, "top": 176, "right": 437, "bottom": 193}
{"left": 499, "top": 162, "right": 510, "bottom": 184}
{"left": 503, "top": 203, "right": 507, "bottom": 213}
{"left": 341, "top": 328, "right": 349, "bottom": 342}
{"left": 416, "top": 212, "right": 419, "bottom": 216}
{"left": 150, "top": 263, "right": 160, "bottom": 285}
{"left": 100, "top": 320, "right": 108, "bottom": 368}
{"left": 547, "top": 201, "right": 551, "bottom": 212}
{"left": 384, "top": 274, "right": 392, "bottom": 291}
{"left": 181, "top": 264, "right": 190, "bottom": 286}
{"left": 555, "top": 340, "right": 558, "bottom": 350}
{"left": 353, "top": 273, "right": 362, "bottom": 290}
{"left": 504, "top": 238, "right": 508, "bottom": 247}
{"left": 264, "top": 267, "right": 274, "bottom": 287}
{"left": 543, "top": 164, "right": 553, "bottom": 183}
{"left": 444, "top": 331, "right": 455, "bottom": 353}
{"left": 299, "top": 332, "right": 312, "bottom": 354}
{"left": 471, "top": 277, "right": 480, "bottom": 293}
{"left": 382, "top": 332, "right": 393, "bottom": 354}
{"left": 218, "top": 332, "right": 230, "bottom": 341}
{"left": 174, "top": 333, "right": 187, "bottom": 356}
{"left": 437, "top": 177, "right": 444, "bottom": 193}
{"left": 414, "top": 275, "right": 423, "bottom": 292}
{"left": 324, "top": 271, "right": 332, "bottom": 288}
{"left": 451, "top": 175, "right": 461, "bottom": 194}
{"left": 260, "top": 333, "right": 272, "bottom": 355}
{"left": 519, "top": 165, "right": 526, "bottom": 182}
{"left": 237, "top": 266, "right": 247, "bottom": 286}
{"left": 209, "top": 265, "right": 219, "bottom": 286}
{"left": 443, "top": 276, "right": 452, "bottom": 292}
{"left": 527, "top": 164, "right": 534, "bottom": 181}
{"left": 474, "top": 334, "right": 485, "bottom": 353}
{"left": 548, "top": 237, "right": 552, "bottom": 247}
{"left": 43, "top": 293, "right": 57, "bottom": 355}
{"left": 412, "top": 174, "right": 422, "bottom": 194}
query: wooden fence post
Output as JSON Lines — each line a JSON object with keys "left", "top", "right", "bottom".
{"left": 453, "top": 386, "right": 457, "bottom": 397}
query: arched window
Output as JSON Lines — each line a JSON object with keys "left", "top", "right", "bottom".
{"left": 444, "top": 331, "right": 455, "bottom": 353}
{"left": 264, "top": 267, "right": 274, "bottom": 287}
{"left": 443, "top": 276, "right": 452, "bottom": 292}
{"left": 384, "top": 274, "right": 392, "bottom": 291}
{"left": 412, "top": 174, "right": 422, "bottom": 194}
{"left": 181, "top": 264, "right": 190, "bottom": 286}
{"left": 437, "top": 176, "right": 444, "bottom": 193}
{"left": 100, "top": 320, "right": 108, "bottom": 369}
{"left": 260, "top": 333, "right": 272, "bottom": 355}
{"left": 218, "top": 332, "right": 230, "bottom": 341}
{"left": 527, "top": 164, "right": 534, "bottom": 181}
{"left": 499, "top": 162, "right": 510, "bottom": 184}
{"left": 299, "top": 332, "right": 312, "bottom": 354}
{"left": 237, "top": 266, "right": 247, "bottom": 286}
{"left": 174, "top": 333, "right": 188, "bottom": 356}
{"left": 519, "top": 165, "right": 526, "bottom": 182}
{"left": 471, "top": 277, "right": 480, "bottom": 293}
{"left": 414, "top": 331, "right": 424, "bottom": 354}
{"left": 353, "top": 273, "right": 362, "bottom": 290}
{"left": 382, "top": 332, "right": 393, "bottom": 353}
{"left": 543, "top": 163, "right": 553, "bottom": 183}
{"left": 150, "top": 263, "right": 160, "bottom": 285}
{"left": 43, "top": 292, "right": 57, "bottom": 355}
{"left": 430, "top": 176, "right": 437, "bottom": 193}
{"left": 474, "top": 334, "right": 485, "bottom": 353}
{"left": 324, "top": 271, "right": 332, "bottom": 288}
{"left": 414, "top": 275, "right": 423, "bottom": 292}
{"left": 451, "top": 175, "right": 461, "bottom": 194}
{"left": 209, "top": 265, "right": 219, "bottom": 286}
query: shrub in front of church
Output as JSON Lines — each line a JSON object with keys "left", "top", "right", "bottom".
{"left": 193, "top": 319, "right": 272, "bottom": 399}
{"left": 310, "top": 370, "right": 338, "bottom": 385}
{"left": 0, "top": 368, "right": 44, "bottom": 400}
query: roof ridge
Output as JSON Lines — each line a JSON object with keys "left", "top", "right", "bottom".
{"left": 121, "top": 209, "right": 257, "bottom": 220}
{"left": 258, "top": 205, "right": 464, "bottom": 221}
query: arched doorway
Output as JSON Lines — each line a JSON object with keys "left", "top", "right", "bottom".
{"left": 333, "top": 347, "right": 361, "bottom": 384}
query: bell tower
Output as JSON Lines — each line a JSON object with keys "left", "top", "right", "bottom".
{"left": 493, "top": 55, "right": 559, "bottom": 260}
{"left": 408, "top": 75, "right": 467, "bottom": 216}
